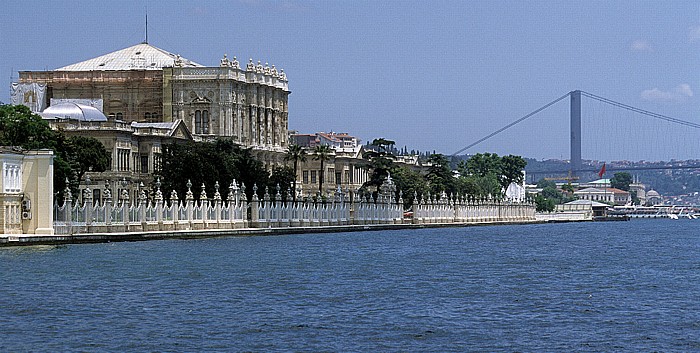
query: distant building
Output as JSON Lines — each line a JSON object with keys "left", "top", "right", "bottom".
{"left": 629, "top": 181, "right": 646, "bottom": 205}
{"left": 292, "top": 131, "right": 360, "bottom": 149}
{"left": 45, "top": 113, "right": 193, "bottom": 203}
{"left": 646, "top": 190, "right": 663, "bottom": 205}
{"left": 0, "top": 148, "right": 54, "bottom": 235}
{"left": 579, "top": 178, "right": 610, "bottom": 189}
{"left": 574, "top": 187, "right": 631, "bottom": 205}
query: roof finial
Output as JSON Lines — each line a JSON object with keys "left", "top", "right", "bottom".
{"left": 144, "top": 10, "right": 148, "bottom": 44}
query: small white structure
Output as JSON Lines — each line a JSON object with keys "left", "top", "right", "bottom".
{"left": 0, "top": 148, "right": 54, "bottom": 235}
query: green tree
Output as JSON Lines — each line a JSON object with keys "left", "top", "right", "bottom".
{"left": 362, "top": 138, "right": 396, "bottom": 195}
{"left": 284, "top": 144, "right": 306, "bottom": 201}
{"left": 561, "top": 183, "right": 575, "bottom": 193}
{"left": 456, "top": 153, "right": 526, "bottom": 198}
{"left": 159, "top": 139, "right": 269, "bottom": 201}
{"left": 498, "top": 154, "right": 527, "bottom": 191}
{"left": 535, "top": 178, "right": 576, "bottom": 207}
{"left": 268, "top": 166, "right": 296, "bottom": 200}
{"left": 465, "top": 152, "right": 501, "bottom": 177}
{"left": 534, "top": 194, "right": 555, "bottom": 212}
{"left": 0, "top": 104, "right": 56, "bottom": 150}
{"left": 630, "top": 190, "right": 640, "bottom": 205}
{"left": 64, "top": 136, "right": 110, "bottom": 184}
{"left": 0, "top": 104, "right": 81, "bottom": 198}
{"left": 611, "top": 172, "right": 633, "bottom": 191}
{"left": 536, "top": 179, "right": 557, "bottom": 189}
{"left": 390, "top": 165, "right": 428, "bottom": 208}
{"left": 312, "top": 145, "right": 333, "bottom": 195}
{"left": 425, "top": 153, "right": 456, "bottom": 197}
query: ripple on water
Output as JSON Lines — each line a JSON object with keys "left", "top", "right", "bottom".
{"left": 0, "top": 220, "right": 699, "bottom": 351}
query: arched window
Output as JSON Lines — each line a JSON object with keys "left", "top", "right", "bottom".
{"left": 195, "top": 110, "right": 202, "bottom": 134}
{"left": 116, "top": 112, "right": 123, "bottom": 120}
{"left": 202, "top": 110, "right": 209, "bottom": 134}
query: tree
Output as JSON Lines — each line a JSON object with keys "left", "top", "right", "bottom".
{"left": 456, "top": 153, "right": 526, "bottom": 198}
{"left": 534, "top": 194, "right": 555, "bottom": 212}
{"left": 0, "top": 104, "right": 56, "bottom": 150}
{"left": 611, "top": 172, "right": 633, "bottom": 191}
{"left": 158, "top": 139, "right": 269, "bottom": 201}
{"left": 284, "top": 144, "right": 306, "bottom": 201}
{"left": 535, "top": 178, "right": 575, "bottom": 207}
{"left": 362, "top": 138, "right": 396, "bottom": 195}
{"left": 312, "top": 145, "right": 333, "bottom": 195}
{"left": 0, "top": 104, "right": 80, "bottom": 198}
{"left": 426, "top": 153, "right": 456, "bottom": 197}
{"left": 268, "top": 166, "right": 296, "bottom": 200}
{"left": 537, "top": 179, "right": 557, "bottom": 189}
{"left": 498, "top": 154, "right": 527, "bottom": 191}
{"left": 63, "top": 136, "right": 110, "bottom": 184}
{"left": 465, "top": 152, "right": 501, "bottom": 178}
{"left": 391, "top": 165, "right": 428, "bottom": 208}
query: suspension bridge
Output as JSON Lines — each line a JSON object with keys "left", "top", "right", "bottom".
{"left": 452, "top": 90, "right": 700, "bottom": 178}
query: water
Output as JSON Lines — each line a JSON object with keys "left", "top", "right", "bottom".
{"left": 1, "top": 220, "right": 699, "bottom": 351}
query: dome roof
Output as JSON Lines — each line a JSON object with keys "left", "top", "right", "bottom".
{"left": 41, "top": 103, "right": 108, "bottom": 122}
{"left": 647, "top": 190, "right": 660, "bottom": 197}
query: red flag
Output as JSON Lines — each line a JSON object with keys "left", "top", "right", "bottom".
{"left": 598, "top": 163, "right": 606, "bottom": 178}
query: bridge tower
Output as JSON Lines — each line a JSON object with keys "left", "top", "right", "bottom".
{"left": 570, "top": 90, "right": 582, "bottom": 175}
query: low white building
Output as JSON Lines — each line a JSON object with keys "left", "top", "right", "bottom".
{"left": 574, "top": 187, "right": 631, "bottom": 206}
{"left": 1, "top": 148, "right": 54, "bottom": 235}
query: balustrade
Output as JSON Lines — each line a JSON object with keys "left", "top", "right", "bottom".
{"left": 52, "top": 178, "right": 536, "bottom": 235}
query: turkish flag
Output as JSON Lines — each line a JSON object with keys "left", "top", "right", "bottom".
{"left": 598, "top": 163, "right": 606, "bottom": 178}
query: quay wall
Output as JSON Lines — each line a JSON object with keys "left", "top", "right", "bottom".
{"left": 1, "top": 220, "right": 546, "bottom": 247}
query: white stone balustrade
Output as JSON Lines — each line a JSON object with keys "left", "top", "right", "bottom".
{"left": 53, "top": 178, "right": 536, "bottom": 235}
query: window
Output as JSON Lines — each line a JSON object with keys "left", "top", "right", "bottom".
{"left": 141, "top": 155, "right": 149, "bottom": 173}
{"left": 194, "top": 110, "right": 210, "bottom": 134}
{"left": 116, "top": 112, "right": 123, "bottom": 120}
{"left": 118, "top": 149, "right": 130, "bottom": 171}
{"left": 145, "top": 112, "right": 151, "bottom": 121}
{"left": 154, "top": 153, "right": 162, "bottom": 172}
{"left": 311, "top": 170, "right": 317, "bottom": 183}
{"left": 195, "top": 110, "right": 201, "bottom": 134}
{"left": 303, "top": 170, "right": 309, "bottom": 184}
{"left": 202, "top": 110, "right": 209, "bottom": 134}
{"left": 336, "top": 171, "right": 342, "bottom": 185}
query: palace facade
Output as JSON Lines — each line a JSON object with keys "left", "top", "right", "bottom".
{"left": 12, "top": 42, "right": 291, "bottom": 200}
{"left": 13, "top": 42, "right": 289, "bottom": 150}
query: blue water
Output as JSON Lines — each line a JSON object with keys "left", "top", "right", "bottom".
{"left": 1, "top": 220, "right": 699, "bottom": 351}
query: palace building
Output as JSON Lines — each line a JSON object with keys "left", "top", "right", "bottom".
{"left": 13, "top": 42, "right": 289, "bottom": 150}
{"left": 11, "top": 42, "right": 290, "bottom": 200}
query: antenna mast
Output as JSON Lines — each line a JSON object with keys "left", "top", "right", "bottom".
{"left": 145, "top": 12, "right": 148, "bottom": 43}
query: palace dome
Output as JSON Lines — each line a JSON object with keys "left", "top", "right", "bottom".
{"left": 646, "top": 190, "right": 660, "bottom": 197}
{"left": 41, "top": 103, "right": 108, "bottom": 122}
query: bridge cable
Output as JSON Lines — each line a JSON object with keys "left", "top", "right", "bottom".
{"left": 451, "top": 92, "right": 571, "bottom": 156}
{"left": 580, "top": 91, "right": 700, "bottom": 129}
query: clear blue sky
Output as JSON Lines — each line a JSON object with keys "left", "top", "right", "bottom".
{"left": 2, "top": 0, "right": 700, "bottom": 161}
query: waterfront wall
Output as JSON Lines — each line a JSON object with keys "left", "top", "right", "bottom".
{"left": 535, "top": 203, "right": 593, "bottom": 222}
{"left": 52, "top": 180, "right": 536, "bottom": 236}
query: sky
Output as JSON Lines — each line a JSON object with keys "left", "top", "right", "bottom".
{"left": 2, "top": 0, "right": 700, "bottom": 162}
